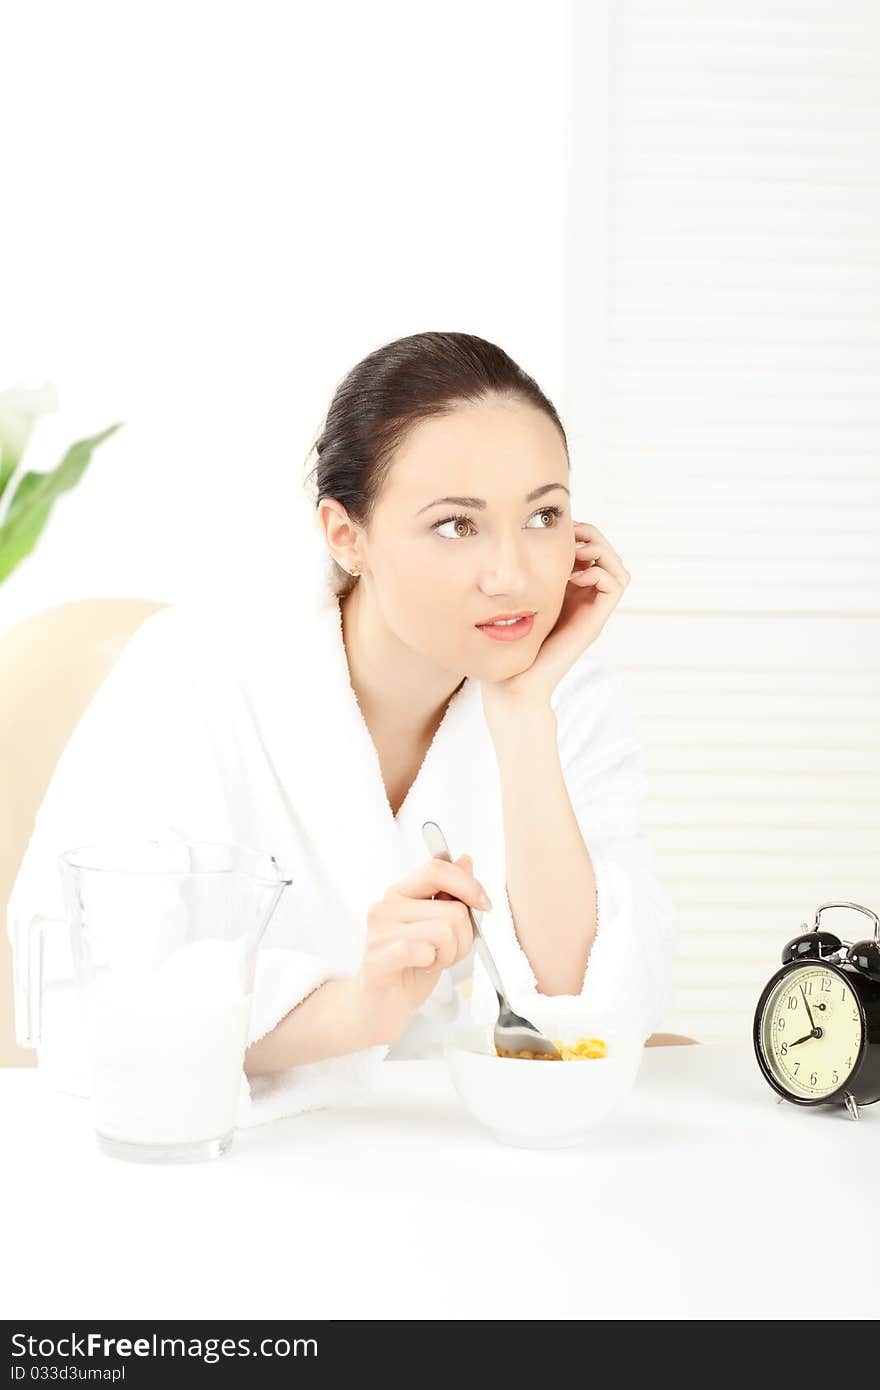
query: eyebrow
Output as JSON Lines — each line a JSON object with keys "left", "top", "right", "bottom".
{"left": 415, "top": 483, "right": 570, "bottom": 515}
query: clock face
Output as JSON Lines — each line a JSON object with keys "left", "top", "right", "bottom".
{"left": 759, "top": 964, "right": 864, "bottom": 1100}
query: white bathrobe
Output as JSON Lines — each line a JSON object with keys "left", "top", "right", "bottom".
{"left": 6, "top": 552, "right": 676, "bottom": 1128}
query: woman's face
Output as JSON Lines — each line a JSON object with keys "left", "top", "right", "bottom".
{"left": 362, "top": 397, "right": 576, "bottom": 680}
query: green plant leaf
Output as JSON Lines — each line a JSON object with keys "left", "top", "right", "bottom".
{"left": 0, "top": 456, "right": 16, "bottom": 496}
{"left": 0, "top": 422, "right": 124, "bottom": 584}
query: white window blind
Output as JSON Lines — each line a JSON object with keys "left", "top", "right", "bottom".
{"left": 564, "top": 0, "right": 880, "bottom": 1041}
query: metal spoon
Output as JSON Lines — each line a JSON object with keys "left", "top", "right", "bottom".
{"left": 422, "top": 820, "right": 563, "bottom": 1060}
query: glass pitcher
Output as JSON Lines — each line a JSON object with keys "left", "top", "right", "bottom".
{"left": 13, "top": 839, "right": 292, "bottom": 1164}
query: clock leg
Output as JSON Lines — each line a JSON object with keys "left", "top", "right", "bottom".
{"left": 843, "top": 1092, "right": 860, "bottom": 1122}
{"left": 775, "top": 1095, "right": 785, "bottom": 1105}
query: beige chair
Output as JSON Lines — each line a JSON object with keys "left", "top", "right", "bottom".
{"left": 0, "top": 596, "right": 696, "bottom": 1064}
{"left": 0, "top": 597, "right": 169, "bottom": 1066}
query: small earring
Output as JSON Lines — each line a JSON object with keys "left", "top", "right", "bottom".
{"left": 349, "top": 565, "right": 360, "bottom": 578}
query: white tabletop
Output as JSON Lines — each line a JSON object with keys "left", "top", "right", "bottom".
{"left": 2, "top": 1042, "right": 877, "bottom": 1321}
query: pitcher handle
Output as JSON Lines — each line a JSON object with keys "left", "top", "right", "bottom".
{"left": 12, "top": 913, "right": 65, "bottom": 1049}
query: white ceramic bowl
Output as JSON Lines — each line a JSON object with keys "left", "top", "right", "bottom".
{"left": 444, "top": 1013, "right": 645, "bottom": 1148}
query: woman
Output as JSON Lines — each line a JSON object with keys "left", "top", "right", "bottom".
{"left": 7, "top": 331, "right": 677, "bottom": 1128}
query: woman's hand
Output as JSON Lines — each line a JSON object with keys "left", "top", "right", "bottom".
{"left": 355, "top": 852, "right": 488, "bottom": 1046}
{"left": 481, "top": 521, "right": 631, "bottom": 715}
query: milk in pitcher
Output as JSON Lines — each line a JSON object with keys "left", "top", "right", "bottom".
{"left": 84, "top": 938, "right": 253, "bottom": 1149}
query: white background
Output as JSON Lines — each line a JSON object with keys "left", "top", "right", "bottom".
{"left": 0, "top": 0, "right": 569, "bottom": 618}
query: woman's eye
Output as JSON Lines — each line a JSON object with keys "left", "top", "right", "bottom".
{"left": 526, "top": 506, "right": 563, "bottom": 529}
{"left": 432, "top": 505, "right": 563, "bottom": 540}
{"left": 432, "top": 515, "right": 475, "bottom": 540}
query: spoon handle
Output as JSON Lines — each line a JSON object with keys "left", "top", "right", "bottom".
{"left": 421, "top": 820, "right": 510, "bottom": 1007}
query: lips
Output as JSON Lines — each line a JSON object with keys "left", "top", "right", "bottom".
{"left": 475, "top": 611, "right": 535, "bottom": 626}
{"left": 475, "top": 613, "right": 535, "bottom": 642}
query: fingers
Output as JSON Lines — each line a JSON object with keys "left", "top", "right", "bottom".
{"left": 433, "top": 850, "right": 472, "bottom": 901}
{"left": 435, "top": 853, "right": 478, "bottom": 960}
{"left": 371, "top": 919, "right": 466, "bottom": 975}
{"left": 385, "top": 910, "right": 473, "bottom": 967}
{"left": 569, "top": 563, "right": 620, "bottom": 596}
{"left": 393, "top": 852, "right": 491, "bottom": 913}
{"left": 390, "top": 894, "right": 475, "bottom": 964}
{"left": 572, "top": 522, "right": 631, "bottom": 588}
{"left": 370, "top": 935, "right": 438, "bottom": 978}
{"left": 399, "top": 920, "right": 462, "bottom": 970}
{"left": 369, "top": 852, "right": 481, "bottom": 977}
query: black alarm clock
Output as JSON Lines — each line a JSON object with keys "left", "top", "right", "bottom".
{"left": 753, "top": 901, "right": 880, "bottom": 1120}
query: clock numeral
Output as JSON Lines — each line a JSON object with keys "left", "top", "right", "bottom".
{"left": 810, "top": 1072, "right": 817, "bottom": 1085}
{"left": 832, "top": 1070, "right": 839, "bottom": 1084}
{"left": 787, "top": 996, "right": 798, "bottom": 1009}
{"left": 777, "top": 1016, "right": 786, "bottom": 1030}
{"left": 841, "top": 988, "right": 846, "bottom": 1001}
{"left": 852, "top": 1011, "right": 858, "bottom": 1022}
{"left": 793, "top": 1062, "right": 800, "bottom": 1074}
{"left": 847, "top": 1057, "right": 852, "bottom": 1068}
{"left": 821, "top": 978, "right": 831, "bottom": 992}
{"left": 804, "top": 981, "right": 813, "bottom": 995}
{"left": 780, "top": 1042, "right": 788, "bottom": 1056}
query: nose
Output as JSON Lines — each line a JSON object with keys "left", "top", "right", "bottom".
{"left": 479, "top": 533, "right": 531, "bottom": 595}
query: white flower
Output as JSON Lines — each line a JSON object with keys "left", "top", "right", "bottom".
{"left": 0, "top": 381, "right": 59, "bottom": 529}
{"left": 0, "top": 382, "right": 59, "bottom": 468}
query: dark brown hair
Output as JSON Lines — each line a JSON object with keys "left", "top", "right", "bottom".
{"left": 303, "top": 330, "right": 569, "bottom": 596}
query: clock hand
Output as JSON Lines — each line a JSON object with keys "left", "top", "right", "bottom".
{"left": 790, "top": 1032, "right": 816, "bottom": 1047}
{"left": 799, "top": 984, "right": 818, "bottom": 1032}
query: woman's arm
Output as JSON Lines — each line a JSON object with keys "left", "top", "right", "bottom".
{"left": 244, "top": 976, "right": 382, "bottom": 1075}
{"left": 245, "top": 850, "right": 485, "bottom": 1076}
{"left": 488, "top": 699, "right": 597, "bottom": 995}
{"left": 472, "top": 654, "right": 676, "bottom": 1041}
